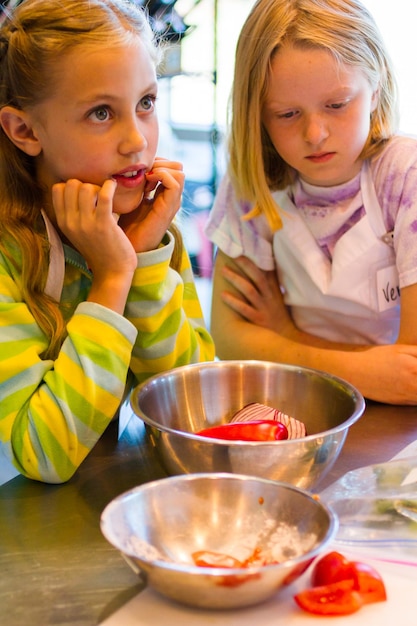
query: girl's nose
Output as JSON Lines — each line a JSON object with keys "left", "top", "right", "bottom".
{"left": 118, "top": 119, "right": 147, "bottom": 155}
{"left": 303, "top": 114, "right": 329, "bottom": 146}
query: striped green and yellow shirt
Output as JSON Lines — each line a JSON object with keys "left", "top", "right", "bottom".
{"left": 0, "top": 232, "right": 215, "bottom": 483}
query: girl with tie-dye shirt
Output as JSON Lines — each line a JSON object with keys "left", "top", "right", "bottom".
{"left": 206, "top": 0, "right": 417, "bottom": 405}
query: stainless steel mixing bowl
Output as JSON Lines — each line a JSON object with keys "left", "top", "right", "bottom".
{"left": 100, "top": 473, "right": 337, "bottom": 609}
{"left": 130, "top": 360, "right": 365, "bottom": 490}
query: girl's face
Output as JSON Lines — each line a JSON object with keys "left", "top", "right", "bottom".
{"left": 28, "top": 38, "right": 159, "bottom": 215}
{"left": 262, "top": 43, "right": 378, "bottom": 187}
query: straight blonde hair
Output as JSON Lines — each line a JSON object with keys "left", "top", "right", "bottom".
{"left": 228, "top": 0, "right": 398, "bottom": 231}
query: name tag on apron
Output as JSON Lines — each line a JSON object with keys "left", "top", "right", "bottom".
{"left": 377, "top": 265, "right": 400, "bottom": 312}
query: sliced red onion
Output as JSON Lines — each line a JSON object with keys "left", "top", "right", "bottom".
{"left": 230, "top": 402, "right": 306, "bottom": 439}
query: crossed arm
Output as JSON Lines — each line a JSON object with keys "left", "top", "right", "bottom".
{"left": 210, "top": 250, "right": 417, "bottom": 405}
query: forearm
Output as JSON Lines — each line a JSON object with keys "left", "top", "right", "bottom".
{"left": 211, "top": 250, "right": 417, "bottom": 404}
{"left": 87, "top": 270, "right": 134, "bottom": 315}
{"left": 126, "top": 237, "right": 215, "bottom": 381}
{"left": 213, "top": 311, "right": 363, "bottom": 372}
{"left": 211, "top": 250, "right": 360, "bottom": 372}
{"left": 211, "top": 312, "right": 417, "bottom": 405}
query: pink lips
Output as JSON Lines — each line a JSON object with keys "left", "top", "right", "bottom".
{"left": 306, "top": 152, "right": 335, "bottom": 164}
{"left": 112, "top": 167, "right": 146, "bottom": 189}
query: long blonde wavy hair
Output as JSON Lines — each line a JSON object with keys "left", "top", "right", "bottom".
{"left": 0, "top": 0, "right": 183, "bottom": 359}
{"left": 228, "top": 0, "right": 398, "bottom": 232}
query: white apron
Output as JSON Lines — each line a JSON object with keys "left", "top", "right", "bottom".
{"left": 272, "top": 164, "right": 400, "bottom": 344}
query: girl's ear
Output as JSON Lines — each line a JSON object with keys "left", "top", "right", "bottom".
{"left": 0, "top": 106, "right": 42, "bottom": 156}
{"left": 371, "top": 87, "right": 380, "bottom": 113}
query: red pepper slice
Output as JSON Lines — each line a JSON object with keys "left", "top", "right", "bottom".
{"left": 196, "top": 420, "right": 288, "bottom": 441}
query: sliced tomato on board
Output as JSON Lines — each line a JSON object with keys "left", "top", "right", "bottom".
{"left": 311, "top": 551, "right": 387, "bottom": 604}
{"left": 295, "top": 580, "right": 363, "bottom": 616}
{"left": 344, "top": 561, "right": 387, "bottom": 604}
{"left": 311, "top": 550, "right": 351, "bottom": 587}
{"left": 295, "top": 551, "right": 387, "bottom": 616}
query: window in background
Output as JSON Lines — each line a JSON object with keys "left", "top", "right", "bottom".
{"left": 362, "top": 1, "right": 417, "bottom": 135}
{"left": 157, "top": 0, "right": 253, "bottom": 279}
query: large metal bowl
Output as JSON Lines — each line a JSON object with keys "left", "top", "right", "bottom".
{"left": 131, "top": 360, "right": 365, "bottom": 490}
{"left": 100, "top": 473, "right": 337, "bottom": 609}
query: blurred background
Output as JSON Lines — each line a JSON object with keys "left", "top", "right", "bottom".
{"left": 143, "top": 0, "right": 253, "bottom": 283}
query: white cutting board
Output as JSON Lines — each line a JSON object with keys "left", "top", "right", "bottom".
{"left": 101, "top": 443, "right": 417, "bottom": 625}
{"left": 100, "top": 552, "right": 417, "bottom": 626}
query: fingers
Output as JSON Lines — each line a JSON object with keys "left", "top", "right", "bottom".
{"left": 222, "top": 264, "right": 260, "bottom": 303}
{"left": 52, "top": 178, "right": 138, "bottom": 277}
{"left": 145, "top": 158, "right": 184, "bottom": 207}
{"left": 221, "top": 290, "right": 261, "bottom": 321}
{"left": 151, "top": 156, "right": 184, "bottom": 171}
{"left": 52, "top": 179, "right": 117, "bottom": 223}
{"left": 123, "top": 158, "right": 184, "bottom": 252}
{"left": 232, "top": 255, "right": 265, "bottom": 281}
{"left": 220, "top": 256, "right": 287, "bottom": 329}
{"left": 222, "top": 256, "right": 268, "bottom": 302}
{"left": 51, "top": 178, "right": 118, "bottom": 246}
{"left": 221, "top": 261, "right": 268, "bottom": 326}
{"left": 52, "top": 180, "right": 96, "bottom": 234}
{"left": 232, "top": 256, "right": 276, "bottom": 295}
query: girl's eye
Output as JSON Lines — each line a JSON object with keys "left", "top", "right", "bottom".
{"left": 90, "top": 106, "right": 111, "bottom": 122}
{"left": 278, "top": 110, "right": 298, "bottom": 119}
{"left": 139, "top": 94, "right": 156, "bottom": 112}
{"left": 328, "top": 102, "right": 345, "bottom": 110}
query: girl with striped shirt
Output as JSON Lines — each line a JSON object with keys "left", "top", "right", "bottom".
{"left": 0, "top": 0, "right": 214, "bottom": 483}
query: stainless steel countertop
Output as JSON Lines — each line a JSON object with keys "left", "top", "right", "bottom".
{"left": 1, "top": 401, "right": 417, "bottom": 626}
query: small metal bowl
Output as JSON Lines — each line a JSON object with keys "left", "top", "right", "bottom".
{"left": 100, "top": 473, "right": 337, "bottom": 609}
{"left": 130, "top": 360, "right": 365, "bottom": 490}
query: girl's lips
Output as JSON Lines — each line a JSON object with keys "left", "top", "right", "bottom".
{"left": 112, "top": 168, "right": 146, "bottom": 189}
{"left": 306, "top": 152, "right": 335, "bottom": 164}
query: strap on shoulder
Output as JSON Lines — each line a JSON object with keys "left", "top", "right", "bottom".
{"left": 41, "top": 210, "right": 65, "bottom": 301}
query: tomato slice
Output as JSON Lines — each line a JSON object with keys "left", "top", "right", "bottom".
{"left": 192, "top": 550, "right": 243, "bottom": 568}
{"left": 306, "top": 550, "right": 387, "bottom": 615}
{"left": 345, "top": 561, "right": 387, "bottom": 604}
{"left": 192, "top": 547, "right": 279, "bottom": 569}
{"left": 295, "top": 580, "right": 363, "bottom": 616}
{"left": 311, "top": 551, "right": 351, "bottom": 587}
{"left": 311, "top": 551, "right": 387, "bottom": 604}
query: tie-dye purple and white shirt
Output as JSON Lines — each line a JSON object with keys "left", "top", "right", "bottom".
{"left": 205, "top": 134, "right": 417, "bottom": 290}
